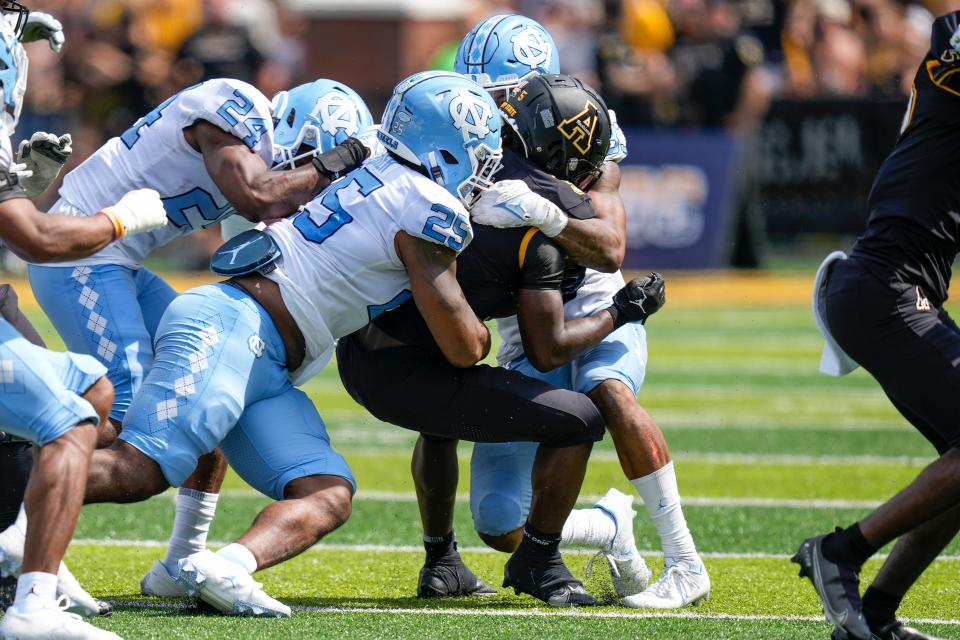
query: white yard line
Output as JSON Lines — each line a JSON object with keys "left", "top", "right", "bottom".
{"left": 100, "top": 599, "right": 960, "bottom": 626}
{"left": 69, "top": 539, "right": 960, "bottom": 562}
{"left": 213, "top": 488, "right": 883, "bottom": 509}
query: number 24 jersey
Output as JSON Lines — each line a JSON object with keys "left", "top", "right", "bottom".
{"left": 51, "top": 78, "right": 274, "bottom": 267}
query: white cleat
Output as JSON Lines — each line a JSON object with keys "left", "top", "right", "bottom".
{"left": 176, "top": 550, "right": 290, "bottom": 617}
{"left": 622, "top": 557, "right": 711, "bottom": 609}
{"left": 0, "top": 601, "right": 122, "bottom": 639}
{"left": 140, "top": 560, "right": 190, "bottom": 598}
{"left": 0, "top": 524, "right": 109, "bottom": 617}
{"left": 591, "top": 488, "right": 651, "bottom": 597}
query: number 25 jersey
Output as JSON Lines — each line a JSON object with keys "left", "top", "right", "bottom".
{"left": 264, "top": 154, "right": 473, "bottom": 385}
{"left": 49, "top": 78, "right": 274, "bottom": 267}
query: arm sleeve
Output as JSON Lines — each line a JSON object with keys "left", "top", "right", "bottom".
{"left": 519, "top": 231, "right": 566, "bottom": 290}
{"left": 927, "top": 12, "right": 960, "bottom": 94}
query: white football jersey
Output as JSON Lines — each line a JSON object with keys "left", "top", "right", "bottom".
{"left": 496, "top": 268, "right": 624, "bottom": 366}
{"left": 265, "top": 154, "right": 473, "bottom": 385}
{"left": 39, "top": 78, "right": 274, "bottom": 267}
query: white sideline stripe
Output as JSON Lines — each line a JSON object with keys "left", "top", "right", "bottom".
{"left": 68, "top": 539, "right": 960, "bottom": 562}
{"left": 338, "top": 448, "right": 930, "bottom": 466}
{"left": 215, "top": 488, "right": 883, "bottom": 510}
{"left": 289, "top": 607, "right": 960, "bottom": 626}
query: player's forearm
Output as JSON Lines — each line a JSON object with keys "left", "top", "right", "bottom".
{"left": 238, "top": 165, "right": 328, "bottom": 222}
{"left": 3, "top": 206, "right": 116, "bottom": 263}
{"left": 525, "top": 312, "right": 614, "bottom": 372}
{"left": 551, "top": 215, "right": 624, "bottom": 273}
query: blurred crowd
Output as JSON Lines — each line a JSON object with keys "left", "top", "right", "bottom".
{"left": 9, "top": 0, "right": 953, "bottom": 266}
{"left": 18, "top": 0, "right": 953, "bottom": 157}
{"left": 508, "top": 0, "right": 952, "bottom": 133}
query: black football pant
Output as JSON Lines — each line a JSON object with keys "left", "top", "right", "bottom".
{"left": 825, "top": 257, "right": 960, "bottom": 453}
{"left": 336, "top": 333, "right": 605, "bottom": 447}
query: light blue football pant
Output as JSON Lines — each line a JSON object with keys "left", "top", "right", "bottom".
{"left": 0, "top": 318, "right": 106, "bottom": 445}
{"left": 28, "top": 263, "right": 177, "bottom": 422}
{"left": 118, "top": 283, "right": 355, "bottom": 500}
{"left": 470, "top": 323, "right": 648, "bottom": 535}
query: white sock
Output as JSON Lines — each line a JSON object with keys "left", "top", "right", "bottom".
{"left": 162, "top": 489, "right": 219, "bottom": 572}
{"left": 216, "top": 543, "right": 257, "bottom": 575}
{"left": 12, "top": 503, "right": 26, "bottom": 537}
{"left": 13, "top": 572, "right": 57, "bottom": 613}
{"left": 560, "top": 507, "right": 617, "bottom": 550}
{"left": 631, "top": 461, "right": 698, "bottom": 565}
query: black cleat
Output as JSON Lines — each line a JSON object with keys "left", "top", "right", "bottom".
{"left": 503, "top": 550, "right": 598, "bottom": 607}
{"left": 0, "top": 574, "right": 14, "bottom": 610}
{"left": 833, "top": 621, "right": 948, "bottom": 640}
{"left": 94, "top": 599, "right": 113, "bottom": 617}
{"left": 417, "top": 553, "right": 497, "bottom": 598}
{"left": 793, "top": 535, "right": 876, "bottom": 640}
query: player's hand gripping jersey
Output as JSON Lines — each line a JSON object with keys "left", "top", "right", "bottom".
{"left": 52, "top": 78, "right": 274, "bottom": 267}
{"left": 263, "top": 153, "right": 473, "bottom": 385}
{"left": 853, "top": 11, "right": 960, "bottom": 306}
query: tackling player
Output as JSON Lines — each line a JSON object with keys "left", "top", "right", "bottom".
{"left": 58, "top": 71, "right": 510, "bottom": 618}
{"left": 0, "top": 6, "right": 169, "bottom": 638}
{"left": 415, "top": 13, "right": 709, "bottom": 608}
{"left": 337, "top": 73, "right": 664, "bottom": 606}
{"left": 794, "top": 12, "right": 960, "bottom": 640}
{"left": 20, "top": 76, "right": 371, "bottom": 599}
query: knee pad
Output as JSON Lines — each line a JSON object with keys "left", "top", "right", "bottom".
{"left": 472, "top": 490, "right": 527, "bottom": 537}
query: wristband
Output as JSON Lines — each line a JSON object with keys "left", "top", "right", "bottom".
{"left": 100, "top": 209, "right": 126, "bottom": 240}
{"left": 605, "top": 305, "right": 624, "bottom": 329}
{"left": 312, "top": 138, "right": 370, "bottom": 180}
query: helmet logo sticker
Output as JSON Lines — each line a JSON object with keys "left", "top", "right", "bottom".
{"left": 449, "top": 89, "right": 493, "bottom": 141}
{"left": 312, "top": 91, "right": 361, "bottom": 137}
{"left": 511, "top": 27, "right": 552, "bottom": 70}
{"left": 557, "top": 100, "right": 600, "bottom": 155}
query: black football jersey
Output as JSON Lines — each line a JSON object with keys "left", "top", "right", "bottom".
{"left": 371, "top": 149, "right": 593, "bottom": 350}
{"left": 853, "top": 12, "right": 960, "bottom": 305}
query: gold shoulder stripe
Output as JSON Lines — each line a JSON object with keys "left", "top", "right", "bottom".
{"left": 518, "top": 228, "right": 540, "bottom": 270}
{"left": 927, "top": 59, "right": 960, "bottom": 97}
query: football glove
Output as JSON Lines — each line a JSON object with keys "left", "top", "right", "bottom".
{"left": 470, "top": 179, "right": 569, "bottom": 238}
{"left": 101, "top": 189, "right": 168, "bottom": 239}
{"left": 606, "top": 109, "right": 628, "bottom": 164}
{"left": 16, "top": 132, "right": 72, "bottom": 199}
{"left": 20, "top": 12, "right": 65, "bottom": 52}
{"left": 607, "top": 272, "right": 666, "bottom": 328}
{"left": 312, "top": 137, "right": 369, "bottom": 181}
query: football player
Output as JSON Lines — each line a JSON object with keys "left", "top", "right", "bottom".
{"left": 19, "top": 76, "right": 370, "bottom": 599}
{"left": 337, "top": 73, "right": 663, "bottom": 606}
{"left": 59, "top": 71, "right": 507, "bottom": 618}
{"left": 409, "top": 13, "right": 709, "bottom": 608}
{"left": 0, "top": 7, "right": 171, "bottom": 638}
{"left": 795, "top": 12, "right": 960, "bottom": 640}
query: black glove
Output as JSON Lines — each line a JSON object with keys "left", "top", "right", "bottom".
{"left": 311, "top": 137, "right": 370, "bottom": 180}
{"left": 606, "top": 272, "right": 666, "bottom": 328}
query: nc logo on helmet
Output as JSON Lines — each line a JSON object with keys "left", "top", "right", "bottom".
{"left": 511, "top": 27, "right": 552, "bottom": 70}
{"left": 449, "top": 90, "right": 493, "bottom": 141}
{"left": 312, "top": 91, "right": 361, "bottom": 137}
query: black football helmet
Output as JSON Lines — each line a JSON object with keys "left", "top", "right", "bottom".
{"left": 499, "top": 73, "right": 611, "bottom": 191}
{"left": 0, "top": 1, "right": 27, "bottom": 38}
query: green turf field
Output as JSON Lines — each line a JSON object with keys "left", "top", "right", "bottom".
{"left": 12, "top": 279, "right": 960, "bottom": 639}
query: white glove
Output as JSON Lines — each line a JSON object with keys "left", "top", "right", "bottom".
{"left": 470, "top": 179, "right": 568, "bottom": 238}
{"left": 20, "top": 12, "right": 65, "bottom": 52}
{"left": 606, "top": 109, "right": 628, "bottom": 164}
{"left": 102, "top": 189, "right": 168, "bottom": 238}
{"left": 16, "top": 132, "right": 72, "bottom": 199}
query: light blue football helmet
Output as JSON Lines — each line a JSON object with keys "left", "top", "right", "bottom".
{"left": 378, "top": 71, "right": 502, "bottom": 206}
{"left": 454, "top": 14, "right": 559, "bottom": 94}
{"left": 271, "top": 79, "right": 374, "bottom": 170}
{"left": 0, "top": 18, "right": 26, "bottom": 138}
